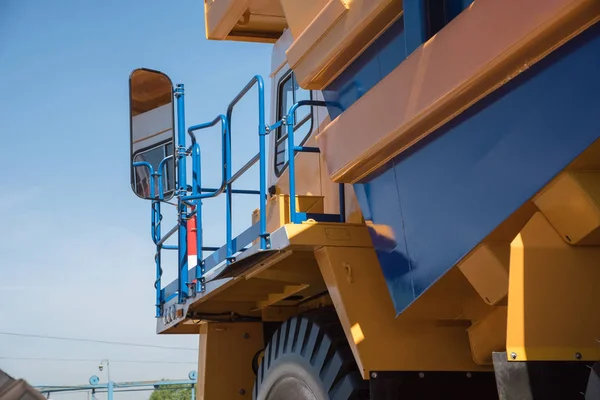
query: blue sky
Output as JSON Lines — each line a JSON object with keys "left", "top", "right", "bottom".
{"left": 0, "top": 0, "right": 273, "bottom": 397}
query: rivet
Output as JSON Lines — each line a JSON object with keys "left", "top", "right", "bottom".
{"left": 243, "top": 333, "right": 250, "bottom": 339}
{"left": 510, "top": 352, "right": 517, "bottom": 360}
{"left": 575, "top": 352, "right": 582, "bottom": 360}
{"left": 418, "top": 372, "right": 425, "bottom": 378}
{"left": 370, "top": 372, "right": 378, "bottom": 379}
{"left": 466, "top": 372, "right": 472, "bottom": 378}
{"left": 239, "top": 389, "right": 246, "bottom": 395}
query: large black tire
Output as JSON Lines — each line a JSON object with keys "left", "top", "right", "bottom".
{"left": 253, "top": 308, "right": 369, "bottom": 400}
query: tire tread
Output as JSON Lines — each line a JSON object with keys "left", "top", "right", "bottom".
{"left": 253, "top": 308, "right": 368, "bottom": 400}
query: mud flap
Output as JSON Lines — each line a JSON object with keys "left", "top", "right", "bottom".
{"left": 586, "top": 362, "right": 600, "bottom": 400}
{"left": 492, "top": 352, "right": 593, "bottom": 400}
{"left": 368, "top": 371, "right": 498, "bottom": 400}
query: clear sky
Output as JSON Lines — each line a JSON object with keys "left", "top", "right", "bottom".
{"left": 0, "top": 0, "right": 273, "bottom": 398}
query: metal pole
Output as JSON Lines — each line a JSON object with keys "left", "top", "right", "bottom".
{"left": 107, "top": 381, "right": 114, "bottom": 400}
{"left": 257, "top": 76, "right": 268, "bottom": 250}
{"left": 175, "top": 83, "right": 188, "bottom": 303}
{"left": 191, "top": 142, "right": 204, "bottom": 292}
{"left": 191, "top": 384, "right": 195, "bottom": 400}
{"left": 225, "top": 109, "right": 233, "bottom": 263}
{"left": 153, "top": 154, "right": 172, "bottom": 315}
{"left": 286, "top": 114, "right": 297, "bottom": 224}
{"left": 100, "top": 359, "right": 111, "bottom": 382}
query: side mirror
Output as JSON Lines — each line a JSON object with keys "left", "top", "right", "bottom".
{"left": 129, "top": 68, "right": 176, "bottom": 200}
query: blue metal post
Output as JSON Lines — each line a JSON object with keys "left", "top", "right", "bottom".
{"left": 157, "top": 154, "right": 174, "bottom": 201}
{"left": 153, "top": 154, "right": 173, "bottom": 315}
{"left": 191, "top": 142, "right": 204, "bottom": 291}
{"left": 175, "top": 83, "right": 188, "bottom": 303}
{"left": 191, "top": 385, "right": 195, "bottom": 400}
{"left": 286, "top": 111, "right": 297, "bottom": 224}
{"left": 153, "top": 200, "right": 162, "bottom": 317}
{"left": 107, "top": 381, "right": 114, "bottom": 400}
{"left": 257, "top": 77, "right": 268, "bottom": 250}
{"left": 133, "top": 161, "right": 164, "bottom": 315}
{"left": 152, "top": 201, "right": 161, "bottom": 243}
{"left": 225, "top": 113, "right": 233, "bottom": 263}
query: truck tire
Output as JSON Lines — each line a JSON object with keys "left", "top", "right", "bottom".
{"left": 253, "top": 308, "right": 368, "bottom": 400}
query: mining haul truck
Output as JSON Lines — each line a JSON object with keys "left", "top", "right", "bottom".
{"left": 127, "top": 0, "right": 600, "bottom": 398}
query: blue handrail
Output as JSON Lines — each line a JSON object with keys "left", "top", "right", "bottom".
{"left": 152, "top": 154, "right": 174, "bottom": 291}
{"left": 142, "top": 79, "right": 350, "bottom": 317}
{"left": 284, "top": 100, "right": 345, "bottom": 224}
{"left": 132, "top": 161, "right": 155, "bottom": 196}
{"left": 132, "top": 160, "right": 169, "bottom": 317}
{"left": 174, "top": 84, "right": 189, "bottom": 304}
{"left": 184, "top": 115, "right": 228, "bottom": 200}
{"left": 132, "top": 162, "right": 163, "bottom": 240}
{"left": 156, "top": 155, "right": 173, "bottom": 201}
{"left": 171, "top": 75, "right": 268, "bottom": 294}
{"left": 224, "top": 75, "right": 269, "bottom": 253}
{"left": 182, "top": 114, "right": 229, "bottom": 292}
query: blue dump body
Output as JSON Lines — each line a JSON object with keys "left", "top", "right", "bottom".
{"left": 324, "top": 15, "right": 600, "bottom": 315}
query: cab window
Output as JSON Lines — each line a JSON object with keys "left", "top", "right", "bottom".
{"left": 274, "top": 71, "right": 312, "bottom": 176}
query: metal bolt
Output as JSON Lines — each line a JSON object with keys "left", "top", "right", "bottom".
{"left": 243, "top": 333, "right": 250, "bottom": 339}
{"left": 239, "top": 389, "right": 246, "bottom": 395}
{"left": 418, "top": 372, "right": 425, "bottom": 378}
{"left": 370, "top": 372, "right": 378, "bottom": 379}
{"left": 510, "top": 352, "right": 517, "bottom": 360}
{"left": 575, "top": 352, "right": 582, "bottom": 360}
{"left": 466, "top": 372, "right": 472, "bottom": 378}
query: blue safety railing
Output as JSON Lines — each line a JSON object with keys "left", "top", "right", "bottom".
{"left": 283, "top": 100, "right": 346, "bottom": 224}
{"left": 139, "top": 76, "right": 347, "bottom": 318}
{"left": 132, "top": 156, "right": 175, "bottom": 317}
{"left": 180, "top": 75, "right": 268, "bottom": 295}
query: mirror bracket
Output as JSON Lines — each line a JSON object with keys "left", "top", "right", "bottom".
{"left": 174, "top": 83, "right": 184, "bottom": 98}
